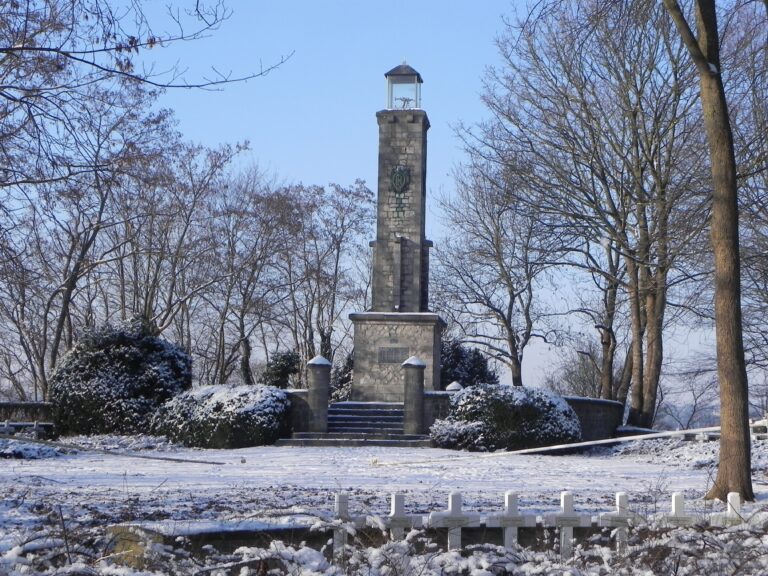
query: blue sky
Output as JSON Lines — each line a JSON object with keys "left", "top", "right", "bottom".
{"left": 146, "top": 1, "right": 511, "bottom": 237}
{"left": 141, "top": 2, "right": 720, "bottom": 387}
{"left": 143, "top": 1, "right": 568, "bottom": 385}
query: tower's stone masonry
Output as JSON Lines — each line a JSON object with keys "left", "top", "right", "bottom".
{"left": 371, "top": 110, "right": 430, "bottom": 312}
{"left": 350, "top": 96, "right": 444, "bottom": 402}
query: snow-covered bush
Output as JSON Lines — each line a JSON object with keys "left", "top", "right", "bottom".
{"left": 50, "top": 318, "right": 191, "bottom": 436}
{"left": 430, "top": 384, "right": 581, "bottom": 451}
{"left": 428, "top": 418, "right": 487, "bottom": 451}
{"left": 150, "top": 385, "right": 290, "bottom": 448}
{"left": 0, "top": 439, "right": 66, "bottom": 459}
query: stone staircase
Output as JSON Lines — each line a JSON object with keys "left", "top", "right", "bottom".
{"left": 274, "top": 401, "right": 432, "bottom": 447}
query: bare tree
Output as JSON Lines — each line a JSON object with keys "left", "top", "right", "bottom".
{"left": 748, "top": 373, "right": 768, "bottom": 419}
{"left": 106, "top": 143, "right": 241, "bottom": 335}
{"left": 0, "top": 1, "right": 290, "bottom": 399}
{"left": 0, "top": 1, "right": 289, "bottom": 190}
{"left": 0, "top": 81, "right": 177, "bottom": 398}
{"left": 544, "top": 340, "right": 606, "bottom": 399}
{"left": 435, "top": 164, "right": 556, "bottom": 386}
{"left": 661, "top": 0, "right": 758, "bottom": 500}
{"left": 732, "top": 3, "right": 768, "bottom": 373}
{"left": 273, "top": 182, "right": 374, "bottom": 379}
{"left": 465, "top": 0, "right": 708, "bottom": 424}
{"left": 655, "top": 366, "right": 719, "bottom": 430}
{"left": 198, "top": 170, "right": 293, "bottom": 386}
{"left": 562, "top": 242, "right": 632, "bottom": 402}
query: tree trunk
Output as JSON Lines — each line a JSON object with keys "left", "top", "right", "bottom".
{"left": 319, "top": 328, "right": 333, "bottom": 362}
{"left": 510, "top": 358, "right": 523, "bottom": 387}
{"left": 641, "top": 286, "right": 666, "bottom": 428}
{"left": 599, "top": 272, "right": 619, "bottom": 400}
{"left": 697, "top": 33, "right": 754, "bottom": 501}
{"left": 615, "top": 347, "right": 633, "bottom": 408}
{"left": 240, "top": 333, "right": 254, "bottom": 386}
{"left": 626, "top": 260, "right": 646, "bottom": 426}
{"left": 507, "top": 331, "right": 523, "bottom": 387}
{"left": 662, "top": 0, "right": 754, "bottom": 500}
{"left": 599, "top": 329, "right": 616, "bottom": 401}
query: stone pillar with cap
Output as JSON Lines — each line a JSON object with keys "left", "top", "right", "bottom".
{"left": 446, "top": 381, "right": 463, "bottom": 393}
{"left": 307, "top": 355, "right": 331, "bottom": 433}
{"left": 402, "top": 356, "right": 425, "bottom": 434}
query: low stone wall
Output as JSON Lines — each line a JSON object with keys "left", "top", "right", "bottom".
{"left": 0, "top": 402, "right": 53, "bottom": 422}
{"left": 426, "top": 394, "right": 624, "bottom": 441}
{"left": 563, "top": 396, "right": 624, "bottom": 441}
{"left": 424, "top": 391, "right": 451, "bottom": 432}
{"left": 285, "top": 390, "right": 310, "bottom": 433}
{"left": 283, "top": 390, "right": 624, "bottom": 441}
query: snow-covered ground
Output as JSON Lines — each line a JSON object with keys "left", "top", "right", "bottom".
{"left": 1, "top": 435, "right": 768, "bottom": 574}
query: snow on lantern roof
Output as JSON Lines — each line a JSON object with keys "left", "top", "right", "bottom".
{"left": 385, "top": 63, "right": 423, "bottom": 83}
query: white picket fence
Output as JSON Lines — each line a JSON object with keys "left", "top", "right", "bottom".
{"left": 330, "top": 490, "right": 746, "bottom": 559}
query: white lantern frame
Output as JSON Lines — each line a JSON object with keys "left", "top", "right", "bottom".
{"left": 385, "top": 63, "right": 423, "bottom": 109}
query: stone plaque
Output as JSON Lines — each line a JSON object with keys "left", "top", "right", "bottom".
{"left": 378, "top": 347, "right": 409, "bottom": 364}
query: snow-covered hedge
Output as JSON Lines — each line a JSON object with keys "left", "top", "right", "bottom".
{"left": 150, "top": 385, "right": 290, "bottom": 448}
{"left": 430, "top": 384, "right": 581, "bottom": 451}
{"left": 50, "top": 319, "right": 192, "bottom": 436}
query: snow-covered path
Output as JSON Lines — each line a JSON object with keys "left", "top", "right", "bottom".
{"left": 2, "top": 437, "right": 768, "bottom": 574}
{"left": 3, "top": 438, "right": 766, "bottom": 533}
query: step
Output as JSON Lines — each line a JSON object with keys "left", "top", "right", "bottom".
{"left": 274, "top": 437, "right": 432, "bottom": 448}
{"left": 328, "top": 428, "right": 403, "bottom": 434}
{"left": 279, "top": 401, "right": 422, "bottom": 447}
{"left": 292, "top": 432, "right": 425, "bottom": 441}
{"left": 328, "top": 416, "right": 403, "bottom": 425}
{"left": 328, "top": 426, "right": 402, "bottom": 432}
{"left": 326, "top": 426, "right": 404, "bottom": 435}
{"left": 0, "top": 421, "right": 55, "bottom": 438}
{"left": 331, "top": 402, "right": 404, "bottom": 409}
{"left": 329, "top": 404, "right": 404, "bottom": 413}
{"left": 328, "top": 412, "right": 403, "bottom": 417}
{"left": 328, "top": 424, "right": 403, "bottom": 434}
{"left": 328, "top": 411, "right": 403, "bottom": 418}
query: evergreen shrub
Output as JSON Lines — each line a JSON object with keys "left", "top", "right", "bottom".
{"left": 150, "top": 385, "right": 290, "bottom": 448}
{"left": 258, "top": 351, "right": 300, "bottom": 388}
{"left": 50, "top": 318, "right": 191, "bottom": 435}
{"left": 430, "top": 384, "right": 581, "bottom": 451}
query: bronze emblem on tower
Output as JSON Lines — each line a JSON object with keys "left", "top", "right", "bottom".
{"left": 390, "top": 165, "right": 410, "bottom": 195}
{"left": 390, "top": 165, "right": 410, "bottom": 215}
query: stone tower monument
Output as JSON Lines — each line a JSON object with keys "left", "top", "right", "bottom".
{"left": 349, "top": 63, "right": 444, "bottom": 402}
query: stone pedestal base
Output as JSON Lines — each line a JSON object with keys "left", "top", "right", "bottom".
{"left": 349, "top": 312, "right": 444, "bottom": 402}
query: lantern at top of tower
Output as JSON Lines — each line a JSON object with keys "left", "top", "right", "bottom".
{"left": 385, "top": 62, "right": 423, "bottom": 109}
